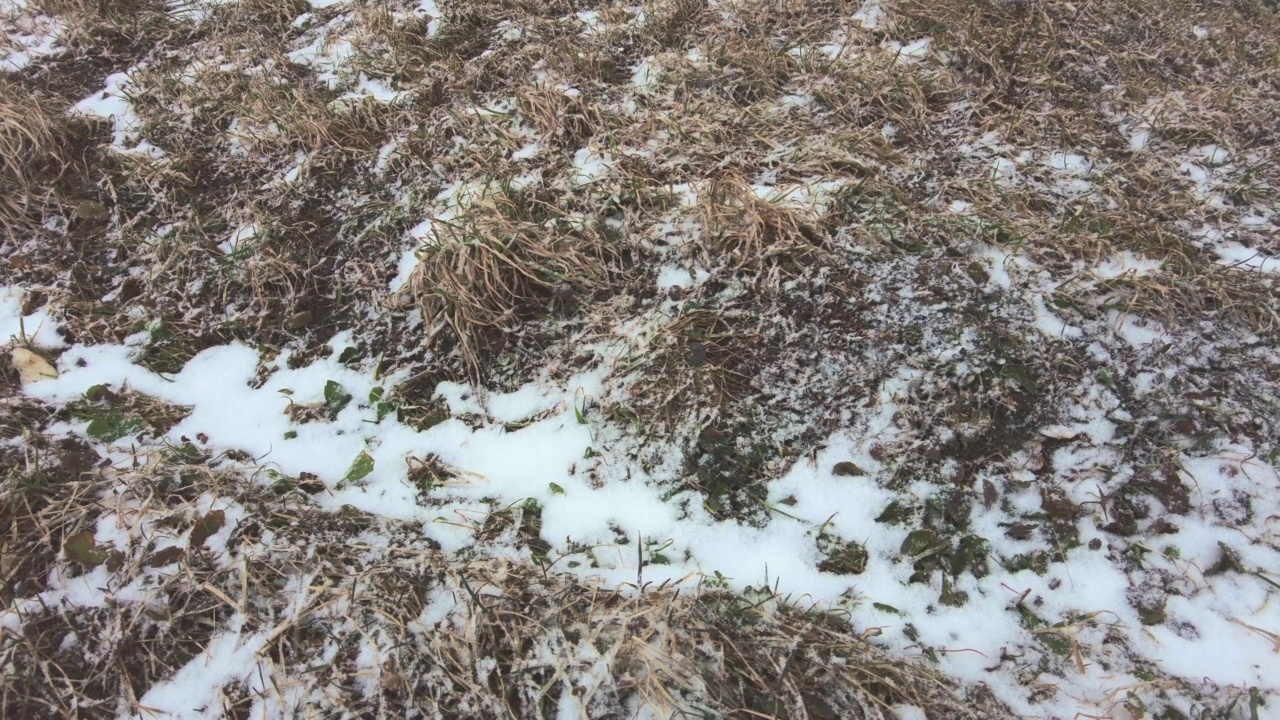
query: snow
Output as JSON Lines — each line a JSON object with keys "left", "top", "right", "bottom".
{"left": 374, "top": 139, "right": 401, "bottom": 174}
{"left": 287, "top": 17, "right": 356, "bottom": 90}
{"left": 631, "top": 56, "right": 659, "bottom": 92}
{"left": 567, "top": 147, "right": 614, "bottom": 187}
{"left": 219, "top": 223, "right": 257, "bottom": 255}
{"left": 1128, "top": 128, "right": 1151, "bottom": 151}
{"left": 413, "top": 0, "right": 442, "bottom": 36}
{"left": 70, "top": 71, "right": 167, "bottom": 159}
{"left": 750, "top": 179, "right": 845, "bottom": 216}
{"left": 511, "top": 141, "right": 542, "bottom": 161}
{"left": 656, "top": 266, "right": 694, "bottom": 292}
{"left": 1214, "top": 242, "right": 1280, "bottom": 273}
{"left": 885, "top": 37, "right": 930, "bottom": 64}
{"left": 576, "top": 10, "right": 604, "bottom": 35}
{"left": 990, "top": 157, "right": 1019, "bottom": 183}
{"left": 8, "top": 226, "right": 1280, "bottom": 718}
{"left": 1196, "top": 143, "right": 1231, "bottom": 166}
{"left": 0, "top": 7, "right": 62, "bottom": 72}
{"left": 339, "top": 74, "right": 405, "bottom": 104}
{"left": 7, "top": 4, "right": 1280, "bottom": 714}
{"left": 1046, "top": 151, "right": 1091, "bottom": 174}
{"left": 1093, "top": 251, "right": 1162, "bottom": 279}
{"left": 1, "top": 286, "right": 65, "bottom": 348}
{"left": 853, "top": 0, "right": 885, "bottom": 29}
{"left": 130, "top": 616, "right": 270, "bottom": 719}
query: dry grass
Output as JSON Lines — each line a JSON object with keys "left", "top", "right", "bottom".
{"left": 0, "top": 420, "right": 1016, "bottom": 718}
{"left": 696, "top": 175, "right": 824, "bottom": 275}
{"left": 408, "top": 190, "right": 616, "bottom": 367}
{"left": 4, "top": 0, "right": 1280, "bottom": 715}
{"left": 0, "top": 84, "right": 67, "bottom": 240}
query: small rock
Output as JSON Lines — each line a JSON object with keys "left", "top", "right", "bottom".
{"left": 982, "top": 479, "right": 998, "bottom": 508}
{"left": 148, "top": 546, "right": 185, "bottom": 568}
{"left": 297, "top": 472, "right": 326, "bottom": 494}
{"left": 1039, "top": 425, "right": 1083, "bottom": 440}
{"left": 1138, "top": 606, "right": 1166, "bottom": 626}
{"left": 57, "top": 440, "right": 101, "bottom": 475}
{"left": 900, "top": 528, "right": 939, "bottom": 556}
{"left": 832, "top": 461, "right": 866, "bottom": 477}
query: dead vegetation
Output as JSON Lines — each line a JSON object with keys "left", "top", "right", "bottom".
{"left": 696, "top": 175, "right": 825, "bottom": 275}
{"left": 2, "top": 0, "right": 1279, "bottom": 715}
{"left": 408, "top": 189, "right": 618, "bottom": 367}
{"left": 0, "top": 82, "right": 78, "bottom": 243}
{"left": 0, "top": 405, "right": 1015, "bottom": 718}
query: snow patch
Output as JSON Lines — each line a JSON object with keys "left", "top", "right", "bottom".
{"left": 70, "top": 71, "right": 167, "bottom": 160}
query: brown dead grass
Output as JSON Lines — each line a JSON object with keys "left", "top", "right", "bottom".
{"left": 4, "top": 0, "right": 1279, "bottom": 714}
{"left": 408, "top": 190, "right": 616, "bottom": 367}
{"left": 0, "top": 84, "right": 66, "bottom": 240}
{"left": 0, "top": 420, "right": 1016, "bottom": 718}
{"left": 697, "top": 175, "right": 824, "bottom": 274}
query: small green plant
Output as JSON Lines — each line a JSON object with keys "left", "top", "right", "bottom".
{"left": 343, "top": 451, "right": 375, "bottom": 485}
{"left": 323, "top": 380, "right": 352, "bottom": 417}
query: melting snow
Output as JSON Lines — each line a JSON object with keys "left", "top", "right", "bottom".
{"left": 853, "top": 0, "right": 885, "bottom": 29}
{"left": 70, "top": 71, "right": 167, "bottom": 159}
{"left": 1046, "top": 151, "right": 1091, "bottom": 174}
{"left": 567, "top": 147, "right": 614, "bottom": 187}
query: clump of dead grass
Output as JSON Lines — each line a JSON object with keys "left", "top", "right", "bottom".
{"left": 408, "top": 189, "right": 616, "bottom": 366}
{"left": 697, "top": 175, "right": 824, "bottom": 275}
{"left": 515, "top": 83, "right": 603, "bottom": 151}
{"left": 0, "top": 84, "right": 66, "bottom": 239}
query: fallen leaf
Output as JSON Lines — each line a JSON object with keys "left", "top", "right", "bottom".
{"left": 288, "top": 310, "right": 313, "bottom": 329}
{"left": 10, "top": 347, "right": 58, "bottom": 385}
{"left": 148, "top": 546, "right": 186, "bottom": 567}
{"left": 832, "top": 461, "right": 866, "bottom": 477}
{"left": 189, "top": 509, "right": 226, "bottom": 547}
{"left": 64, "top": 531, "right": 107, "bottom": 567}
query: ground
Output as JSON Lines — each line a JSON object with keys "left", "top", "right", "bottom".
{"left": 2, "top": 0, "right": 1280, "bottom": 718}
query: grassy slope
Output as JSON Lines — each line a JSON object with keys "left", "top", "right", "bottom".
{"left": 3, "top": 0, "right": 1280, "bottom": 717}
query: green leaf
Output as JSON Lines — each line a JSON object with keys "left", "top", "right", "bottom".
{"left": 574, "top": 399, "right": 587, "bottom": 425}
{"left": 84, "top": 384, "right": 108, "bottom": 402}
{"left": 900, "top": 529, "right": 941, "bottom": 557}
{"left": 284, "top": 430, "right": 298, "bottom": 440}
{"left": 549, "top": 482, "right": 565, "bottom": 495}
{"left": 345, "top": 451, "right": 375, "bottom": 482}
{"left": 64, "top": 531, "right": 107, "bottom": 567}
{"left": 85, "top": 412, "right": 144, "bottom": 442}
{"left": 375, "top": 402, "right": 394, "bottom": 423}
{"left": 338, "top": 346, "right": 360, "bottom": 364}
{"left": 872, "top": 602, "right": 902, "bottom": 615}
{"left": 368, "top": 386, "right": 385, "bottom": 404}
{"left": 324, "top": 380, "right": 352, "bottom": 416}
